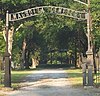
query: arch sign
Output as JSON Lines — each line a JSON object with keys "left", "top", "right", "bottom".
{"left": 8, "top": 6, "right": 87, "bottom": 22}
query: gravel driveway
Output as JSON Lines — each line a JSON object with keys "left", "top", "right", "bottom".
{"left": 5, "top": 69, "right": 100, "bottom": 96}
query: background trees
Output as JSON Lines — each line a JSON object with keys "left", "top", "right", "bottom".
{"left": 0, "top": 0, "right": 99, "bottom": 69}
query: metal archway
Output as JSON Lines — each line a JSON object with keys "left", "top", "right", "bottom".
{"left": 8, "top": 6, "right": 87, "bottom": 22}
{"left": 4, "top": 5, "right": 93, "bottom": 87}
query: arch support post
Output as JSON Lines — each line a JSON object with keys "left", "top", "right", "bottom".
{"left": 86, "top": 51, "right": 93, "bottom": 86}
{"left": 4, "top": 11, "right": 11, "bottom": 87}
{"left": 86, "top": 0, "right": 93, "bottom": 87}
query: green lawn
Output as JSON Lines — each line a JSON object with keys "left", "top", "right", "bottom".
{"left": 66, "top": 68, "right": 83, "bottom": 87}
{"left": 0, "top": 70, "right": 34, "bottom": 89}
{"left": 0, "top": 68, "right": 99, "bottom": 89}
{"left": 93, "top": 72, "right": 100, "bottom": 87}
{"left": 0, "top": 70, "right": 4, "bottom": 86}
{"left": 11, "top": 70, "right": 33, "bottom": 83}
{"left": 0, "top": 68, "right": 83, "bottom": 88}
{"left": 66, "top": 68, "right": 100, "bottom": 87}
{"left": 11, "top": 70, "right": 34, "bottom": 88}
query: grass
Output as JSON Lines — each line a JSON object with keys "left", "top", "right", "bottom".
{"left": 12, "top": 68, "right": 83, "bottom": 88}
{"left": 0, "top": 68, "right": 83, "bottom": 88}
{"left": 66, "top": 68, "right": 83, "bottom": 87}
{"left": 0, "top": 69, "right": 34, "bottom": 89}
{"left": 0, "top": 68, "right": 99, "bottom": 89}
{"left": 11, "top": 70, "right": 33, "bottom": 82}
{"left": 0, "top": 70, "right": 4, "bottom": 88}
{"left": 93, "top": 72, "right": 100, "bottom": 87}
{"left": 11, "top": 70, "right": 34, "bottom": 88}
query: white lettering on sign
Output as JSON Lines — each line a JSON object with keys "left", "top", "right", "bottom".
{"left": 9, "top": 6, "right": 87, "bottom": 21}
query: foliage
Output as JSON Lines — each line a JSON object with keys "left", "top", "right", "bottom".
{"left": 0, "top": 0, "right": 99, "bottom": 68}
{"left": 0, "top": 20, "right": 5, "bottom": 55}
{"left": 91, "top": 0, "right": 100, "bottom": 48}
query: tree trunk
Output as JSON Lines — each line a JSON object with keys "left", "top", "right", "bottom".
{"left": 25, "top": 51, "right": 30, "bottom": 69}
{"left": 32, "top": 58, "right": 39, "bottom": 68}
{"left": 20, "top": 39, "right": 26, "bottom": 69}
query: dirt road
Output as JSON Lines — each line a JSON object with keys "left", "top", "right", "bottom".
{"left": 5, "top": 69, "right": 100, "bottom": 96}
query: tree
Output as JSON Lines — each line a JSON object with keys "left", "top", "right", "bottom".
{"left": 91, "top": 0, "right": 100, "bottom": 49}
{"left": 0, "top": 0, "right": 99, "bottom": 69}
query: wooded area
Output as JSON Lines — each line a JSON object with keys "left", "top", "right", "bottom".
{"left": 0, "top": 0, "right": 100, "bottom": 69}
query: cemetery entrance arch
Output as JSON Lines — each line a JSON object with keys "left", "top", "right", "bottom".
{"left": 4, "top": 5, "right": 93, "bottom": 87}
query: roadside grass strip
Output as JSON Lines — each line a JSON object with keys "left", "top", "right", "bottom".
{"left": 66, "top": 68, "right": 83, "bottom": 87}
